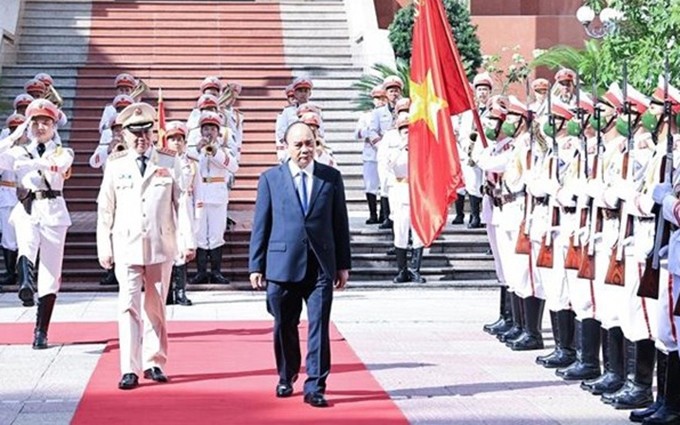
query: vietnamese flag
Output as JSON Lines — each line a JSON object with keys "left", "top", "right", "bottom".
{"left": 409, "top": 0, "right": 482, "bottom": 246}
{"left": 157, "top": 88, "right": 167, "bottom": 148}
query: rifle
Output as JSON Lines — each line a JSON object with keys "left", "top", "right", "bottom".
{"left": 537, "top": 89, "right": 559, "bottom": 268}
{"left": 639, "top": 55, "right": 674, "bottom": 299}
{"left": 516, "top": 80, "right": 533, "bottom": 255}
{"left": 565, "top": 77, "right": 587, "bottom": 270}
{"left": 604, "top": 64, "right": 633, "bottom": 287}
{"left": 577, "top": 81, "right": 603, "bottom": 280}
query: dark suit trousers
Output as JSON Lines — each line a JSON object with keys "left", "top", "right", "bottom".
{"left": 266, "top": 252, "right": 333, "bottom": 395}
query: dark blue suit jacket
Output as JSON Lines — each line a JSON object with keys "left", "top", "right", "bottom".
{"left": 248, "top": 161, "right": 351, "bottom": 283}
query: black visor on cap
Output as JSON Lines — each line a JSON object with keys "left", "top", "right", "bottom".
{"left": 126, "top": 121, "right": 154, "bottom": 132}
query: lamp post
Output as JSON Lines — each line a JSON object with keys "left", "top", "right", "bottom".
{"left": 575, "top": 4, "right": 623, "bottom": 39}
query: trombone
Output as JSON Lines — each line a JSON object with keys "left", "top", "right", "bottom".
{"left": 44, "top": 85, "right": 64, "bottom": 108}
{"left": 130, "top": 79, "right": 149, "bottom": 100}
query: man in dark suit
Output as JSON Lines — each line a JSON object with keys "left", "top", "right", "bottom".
{"left": 249, "top": 121, "right": 351, "bottom": 408}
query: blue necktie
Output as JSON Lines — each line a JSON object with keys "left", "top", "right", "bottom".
{"left": 299, "top": 172, "right": 308, "bottom": 214}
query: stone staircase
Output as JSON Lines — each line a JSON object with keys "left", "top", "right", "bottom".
{"left": 0, "top": 0, "right": 497, "bottom": 288}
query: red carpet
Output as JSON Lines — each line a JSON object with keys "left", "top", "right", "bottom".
{"left": 1, "top": 321, "right": 408, "bottom": 424}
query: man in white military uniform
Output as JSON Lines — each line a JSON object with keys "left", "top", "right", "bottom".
{"left": 0, "top": 114, "right": 28, "bottom": 287}
{"left": 189, "top": 111, "right": 239, "bottom": 285}
{"left": 0, "top": 99, "right": 73, "bottom": 350}
{"left": 96, "top": 102, "right": 196, "bottom": 390}
{"left": 274, "top": 84, "right": 296, "bottom": 163}
{"left": 452, "top": 72, "right": 492, "bottom": 228}
{"left": 0, "top": 95, "right": 33, "bottom": 140}
{"left": 370, "top": 75, "right": 403, "bottom": 229}
{"left": 275, "top": 77, "right": 314, "bottom": 163}
{"left": 355, "top": 86, "right": 386, "bottom": 224}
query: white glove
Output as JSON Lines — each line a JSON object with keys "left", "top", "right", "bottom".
{"left": 617, "top": 182, "right": 639, "bottom": 203}
{"left": 545, "top": 179, "right": 560, "bottom": 197}
{"left": 602, "top": 186, "right": 620, "bottom": 208}
{"left": 9, "top": 119, "right": 30, "bottom": 143}
{"left": 527, "top": 179, "right": 548, "bottom": 197}
{"left": 653, "top": 182, "right": 673, "bottom": 204}
{"left": 556, "top": 188, "right": 575, "bottom": 207}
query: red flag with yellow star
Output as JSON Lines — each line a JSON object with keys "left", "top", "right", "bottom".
{"left": 409, "top": 0, "right": 479, "bottom": 246}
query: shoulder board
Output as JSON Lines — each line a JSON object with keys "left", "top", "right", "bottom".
{"left": 156, "top": 147, "right": 178, "bottom": 157}
{"left": 108, "top": 151, "right": 127, "bottom": 161}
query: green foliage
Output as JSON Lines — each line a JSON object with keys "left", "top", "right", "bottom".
{"left": 531, "top": 0, "right": 680, "bottom": 93}
{"left": 482, "top": 46, "right": 532, "bottom": 95}
{"left": 388, "top": 0, "right": 482, "bottom": 81}
{"left": 351, "top": 59, "right": 410, "bottom": 112}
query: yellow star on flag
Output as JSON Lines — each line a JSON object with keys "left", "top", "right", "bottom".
{"left": 409, "top": 70, "right": 448, "bottom": 139}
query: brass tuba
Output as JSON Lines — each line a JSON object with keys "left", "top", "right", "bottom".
{"left": 44, "top": 85, "right": 64, "bottom": 108}
{"left": 130, "top": 79, "right": 149, "bottom": 100}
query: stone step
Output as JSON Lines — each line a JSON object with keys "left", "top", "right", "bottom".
{"left": 20, "top": 28, "right": 351, "bottom": 39}
{"left": 21, "top": 19, "right": 348, "bottom": 29}
{"left": 17, "top": 44, "right": 350, "bottom": 56}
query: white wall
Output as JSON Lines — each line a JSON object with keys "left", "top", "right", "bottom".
{"left": 343, "top": 0, "right": 396, "bottom": 73}
{"left": 0, "top": 0, "right": 21, "bottom": 36}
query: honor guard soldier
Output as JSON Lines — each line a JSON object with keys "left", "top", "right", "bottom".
{"left": 300, "top": 112, "right": 336, "bottom": 168}
{"left": 23, "top": 78, "right": 67, "bottom": 144}
{"left": 274, "top": 84, "right": 296, "bottom": 162}
{"left": 0, "top": 114, "right": 27, "bottom": 287}
{"left": 0, "top": 99, "right": 73, "bottom": 349}
{"left": 452, "top": 72, "right": 493, "bottom": 228}
{"left": 91, "top": 95, "right": 134, "bottom": 169}
{"left": 99, "top": 73, "right": 137, "bottom": 133}
{"left": 370, "top": 75, "right": 404, "bottom": 229}
{"left": 389, "top": 113, "right": 426, "bottom": 284}
{"left": 220, "top": 82, "right": 245, "bottom": 159}
{"left": 555, "top": 69, "right": 578, "bottom": 106}
{"left": 187, "top": 94, "right": 220, "bottom": 147}
{"left": 0, "top": 95, "right": 34, "bottom": 140}
{"left": 529, "top": 78, "right": 550, "bottom": 118}
{"left": 355, "top": 86, "right": 387, "bottom": 224}
{"left": 164, "top": 121, "right": 197, "bottom": 306}
{"left": 189, "top": 111, "right": 239, "bottom": 285}
{"left": 24, "top": 78, "right": 46, "bottom": 100}
{"left": 647, "top": 179, "right": 680, "bottom": 425}
{"left": 96, "top": 102, "right": 196, "bottom": 390}
{"left": 275, "top": 77, "right": 314, "bottom": 162}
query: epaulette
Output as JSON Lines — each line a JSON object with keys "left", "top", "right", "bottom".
{"left": 156, "top": 147, "right": 178, "bottom": 157}
{"left": 54, "top": 145, "right": 75, "bottom": 157}
{"left": 108, "top": 150, "right": 127, "bottom": 161}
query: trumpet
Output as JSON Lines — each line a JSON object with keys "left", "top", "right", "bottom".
{"left": 199, "top": 138, "right": 217, "bottom": 156}
{"left": 130, "top": 79, "right": 149, "bottom": 100}
{"left": 44, "top": 85, "right": 64, "bottom": 108}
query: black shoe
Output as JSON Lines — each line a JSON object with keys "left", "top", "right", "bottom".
{"left": 557, "top": 360, "right": 601, "bottom": 381}
{"left": 508, "top": 332, "right": 544, "bottom": 351}
{"left": 642, "top": 405, "right": 680, "bottom": 424}
{"left": 607, "top": 381, "right": 654, "bottom": 410}
{"left": 143, "top": 367, "right": 169, "bottom": 383}
{"left": 32, "top": 330, "right": 48, "bottom": 350}
{"left": 631, "top": 399, "right": 664, "bottom": 423}
{"left": 210, "top": 272, "right": 230, "bottom": 285}
{"left": 537, "top": 348, "right": 577, "bottom": 369}
{"left": 175, "top": 290, "right": 193, "bottom": 306}
{"left": 497, "top": 325, "right": 523, "bottom": 343}
{"left": 467, "top": 216, "right": 483, "bottom": 228}
{"left": 118, "top": 373, "right": 139, "bottom": 390}
{"left": 378, "top": 219, "right": 393, "bottom": 229}
{"left": 581, "top": 371, "right": 625, "bottom": 396}
{"left": 451, "top": 215, "right": 465, "bottom": 225}
{"left": 304, "top": 392, "right": 329, "bottom": 408}
{"left": 19, "top": 285, "right": 35, "bottom": 307}
{"left": 276, "top": 383, "right": 294, "bottom": 398}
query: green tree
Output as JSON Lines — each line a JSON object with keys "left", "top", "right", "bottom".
{"left": 532, "top": 0, "right": 680, "bottom": 93}
{"left": 351, "top": 59, "right": 410, "bottom": 112}
{"left": 388, "top": 0, "right": 482, "bottom": 81}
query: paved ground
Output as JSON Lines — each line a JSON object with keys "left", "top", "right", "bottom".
{"left": 0, "top": 288, "right": 635, "bottom": 425}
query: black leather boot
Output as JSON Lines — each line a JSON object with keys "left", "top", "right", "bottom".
{"left": 631, "top": 350, "right": 667, "bottom": 422}
{"left": 393, "top": 248, "right": 410, "bottom": 283}
{"left": 365, "top": 193, "right": 379, "bottom": 224}
{"left": 99, "top": 267, "right": 118, "bottom": 286}
{"left": 607, "top": 338, "right": 655, "bottom": 409}
{"left": 642, "top": 351, "right": 680, "bottom": 424}
{"left": 498, "top": 292, "right": 524, "bottom": 343}
{"left": 556, "top": 318, "right": 601, "bottom": 380}
{"left": 509, "top": 296, "right": 545, "bottom": 350}
{"left": 17, "top": 255, "right": 36, "bottom": 307}
{"left": 33, "top": 294, "right": 56, "bottom": 349}
{"left": 408, "top": 248, "right": 426, "bottom": 283}
{"left": 451, "top": 194, "right": 465, "bottom": 224}
{"left": 190, "top": 248, "right": 210, "bottom": 284}
{"left": 209, "top": 246, "right": 230, "bottom": 284}
{"left": 378, "top": 197, "right": 392, "bottom": 229}
{"left": 0, "top": 248, "right": 17, "bottom": 286}
{"left": 166, "top": 266, "right": 176, "bottom": 305}
{"left": 173, "top": 264, "right": 192, "bottom": 306}
{"left": 537, "top": 309, "right": 576, "bottom": 368}
{"left": 468, "top": 195, "right": 483, "bottom": 229}
{"left": 584, "top": 327, "right": 625, "bottom": 395}
{"left": 484, "top": 286, "right": 512, "bottom": 335}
